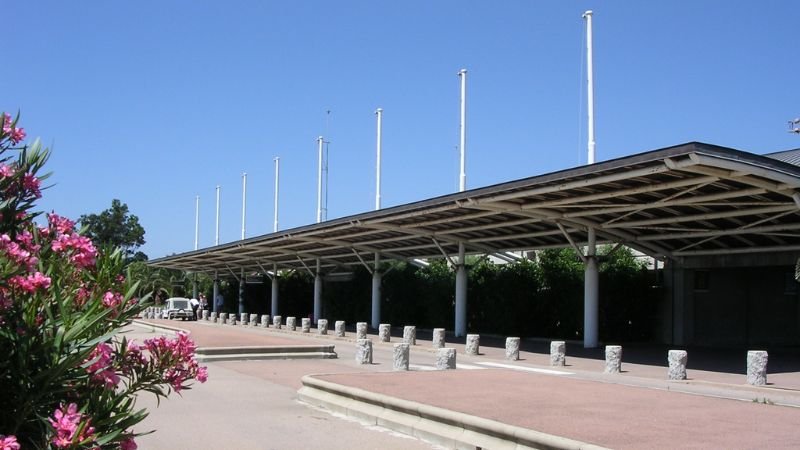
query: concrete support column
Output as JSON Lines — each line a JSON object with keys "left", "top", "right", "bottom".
{"left": 238, "top": 268, "right": 246, "bottom": 315}
{"left": 271, "top": 266, "right": 279, "bottom": 318}
{"left": 371, "top": 260, "right": 382, "bottom": 329}
{"left": 212, "top": 276, "right": 219, "bottom": 313}
{"left": 584, "top": 228, "right": 599, "bottom": 348}
{"left": 455, "top": 243, "right": 468, "bottom": 337}
{"left": 313, "top": 259, "right": 322, "bottom": 325}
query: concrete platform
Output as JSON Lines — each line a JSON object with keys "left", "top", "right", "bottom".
{"left": 133, "top": 318, "right": 800, "bottom": 449}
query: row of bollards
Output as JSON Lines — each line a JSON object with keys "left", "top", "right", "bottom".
{"left": 152, "top": 308, "right": 771, "bottom": 385}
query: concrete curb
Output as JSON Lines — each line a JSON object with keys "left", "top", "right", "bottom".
{"left": 298, "top": 374, "right": 610, "bottom": 450}
{"left": 196, "top": 345, "right": 337, "bottom": 362}
{"left": 131, "top": 319, "right": 189, "bottom": 335}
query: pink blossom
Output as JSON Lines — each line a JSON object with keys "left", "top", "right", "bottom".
{"left": 49, "top": 403, "right": 96, "bottom": 448}
{"left": 75, "top": 285, "right": 91, "bottom": 306}
{"left": 0, "top": 233, "right": 39, "bottom": 270}
{"left": 85, "top": 343, "right": 120, "bottom": 389}
{"left": 102, "top": 291, "right": 123, "bottom": 308}
{"left": 144, "top": 332, "right": 206, "bottom": 391}
{"left": 52, "top": 233, "right": 97, "bottom": 269}
{"left": 2, "top": 113, "right": 25, "bottom": 145}
{"left": 47, "top": 212, "right": 76, "bottom": 235}
{"left": 0, "top": 164, "right": 13, "bottom": 178}
{"left": 120, "top": 436, "right": 137, "bottom": 450}
{"left": 22, "top": 173, "right": 41, "bottom": 198}
{"left": 0, "top": 434, "right": 20, "bottom": 450}
{"left": 9, "top": 272, "right": 51, "bottom": 293}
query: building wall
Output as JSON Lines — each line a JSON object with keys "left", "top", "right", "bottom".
{"left": 662, "top": 252, "right": 800, "bottom": 347}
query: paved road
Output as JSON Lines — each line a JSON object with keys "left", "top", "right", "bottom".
{"left": 129, "top": 319, "right": 800, "bottom": 449}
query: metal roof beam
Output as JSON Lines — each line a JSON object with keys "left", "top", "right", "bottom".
{"left": 604, "top": 204, "right": 797, "bottom": 229}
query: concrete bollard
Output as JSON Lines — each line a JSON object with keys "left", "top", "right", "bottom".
{"left": 228, "top": 314, "right": 237, "bottom": 326}
{"left": 436, "top": 348, "right": 457, "bottom": 370}
{"left": 393, "top": 343, "right": 410, "bottom": 371}
{"left": 379, "top": 324, "right": 391, "bottom": 342}
{"left": 286, "top": 316, "right": 297, "bottom": 331}
{"left": 747, "top": 350, "right": 768, "bottom": 386}
{"left": 202, "top": 310, "right": 209, "bottom": 321}
{"left": 318, "top": 319, "right": 328, "bottom": 335}
{"left": 605, "top": 345, "right": 623, "bottom": 374}
{"left": 403, "top": 326, "right": 416, "bottom": 345}
{"left": 432, "top": 328, "right": 446, "bottom": 349}
{"left": 273, "top": 315, "right": 282, "bottom": 330}
{"left": 249, "top": 314, "right": 258, "bottom": 326}
{"left": 550, "top": 341, "right": 566, "bottom": 367}
{"left": 335, "top": 320, "right": 345, "bottom": 337}
{"left": 355, "top": 339, "right": 373, "bottom": 364}
{"left": 668, "top": 350, "right": 688, "bottom": 380}
{"left": 505, "top": 337, "right": 521, "bottom": 361}
{"left": 260, "top": 315, "right": 269, "bottom": 328}
{"left": 219, "top": 313, "right": 227, "bottom": 324}
{"left": 301, "top": 318, "right": 311, "bottom": 333}
{"left": 465, "top": 334, "right": 480, "bottom": 356}
{"left": 356, "top": 322, "right": 368, "bottom": 340}
{"left": 237, "top": 313, "right": 245, "bottom": 325}
{"left": 210, "top": 312, "right": 218, "bottom": 323}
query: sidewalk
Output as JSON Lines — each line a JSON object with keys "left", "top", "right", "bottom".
{"left": 135, "top": 319, "right": 800, "bottom": 449}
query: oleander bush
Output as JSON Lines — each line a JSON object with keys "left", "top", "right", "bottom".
{"left": 0, "top": 113, "right": 207, "bottom": 450}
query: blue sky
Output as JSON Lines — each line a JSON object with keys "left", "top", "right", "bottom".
{"left": 5, "top": 1, "right": 800, "bottom": 258}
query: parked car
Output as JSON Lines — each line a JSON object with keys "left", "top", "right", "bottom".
{"left": 160, "top": 297, "right": 194, "bottom": 320}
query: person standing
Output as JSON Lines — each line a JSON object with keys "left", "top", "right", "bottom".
{"left": 189, "top": 297, "right": 200, "bottom": 321}
{"left": 199, "top": 293, "right": 208, "bottom": 313}
{"left": 214, "top": 292, "right": 224, "bottom": 313}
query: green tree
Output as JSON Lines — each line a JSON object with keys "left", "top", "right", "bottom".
{"left": 79, "top": 199, "right": 146, "bottom": 262}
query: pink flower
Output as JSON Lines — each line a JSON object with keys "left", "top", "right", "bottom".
{"left": 47, "top": 213, "right": 76, "bottom": 235}
{"left": 144, "top": 332, "right": 206, "bottom": 391}
{"left": 0, "top": 434, "right": 20, "bottom": 450}
{"left": 0, "top": 164, "right": 13, "bottom": 178}
{"left": 120, "top": 436, "right": 137, "bottom": 450}
{"left": 2, "top": 113, "right": 25, "bottom": 145}
{"left": 8, "top": 272, "right": 51, "bottom": 293}
{"left": 22, "top": 173, "right": 41, "bottom": 198}
{"left": 0, "top": 233, "right": 39, "bottom": 270}
{"left": 102, "top": 291, "right": 123, "bottom": 308}
{"left": 49, "top": 403, "right": 96, "bottom": 448}
{"left": 52, "top": 233, "right": 97, "bottom": 269}
{"left": 85, "top": 343, "right": 120, "bottom": 389}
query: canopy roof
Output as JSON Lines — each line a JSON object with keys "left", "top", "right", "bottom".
{"left": 149, "top": 142, "right": 800, "bottom": 276}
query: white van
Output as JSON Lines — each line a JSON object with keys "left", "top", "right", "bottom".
{"left": 160, "top": 297, "right": 193, "bottom": 320}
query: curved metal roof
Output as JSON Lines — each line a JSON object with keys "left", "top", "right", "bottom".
{"left": 149, "top": 142, "right": 800, "bottom": 276}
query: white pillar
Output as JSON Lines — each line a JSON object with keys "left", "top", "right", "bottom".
{"left": 455, "top": 242, "right": 467, "bottom": 337}
{"left": 241, "top": 172, "right": 247, "bottom": 240}
{"left": 316, "top": 136, "right": 324, "bottom": 223}
{"left": 273, "top": 157, "right": 280, "bottom": 232}
{"left": 584, "top": 228, "right": 599, "bottom": 348}
{"left": 212, "top": 275, "right": 219, "bottom": 313}
{"left": 313, "top": 259, "right": 322, "bottom": 324}
{"left": 238, "top": 267, "right": 245, "bottom": 314}
{"left": 458, "top": 69, "right": 467, "bottom": 192}
{"left": 214, "top": 185, "right": 220, "bottom": 245}
{"left": 375, "top": 108, "right": 383, "bottom": 210}
{"left": 583, "top": 10, "right": 596, "bottom": 164}
{"left": 271, "top": 264, "right": 279, "bottom": 317}
{"left": 371, "top": 254, "right": 381, "bottom": 329}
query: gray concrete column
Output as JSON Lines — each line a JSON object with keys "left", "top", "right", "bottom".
{"left": 379, "top": 324, "right": 391, "bottom": 342}
{"left": 335, "top": 320, "right": 345, "bottom": 337}
{"left": 604, "top": 345, "right": 622, "bottom": 374}
{"left": 465, "top": 334, "right": 480, "bottom": 355}
{"left": 356, "top": 322, "right": 368, "bottom": 340}
{"left": 432, "top": 328, "right": 446, "bottom": 348}
{"left": 371, "top": 254, "right": 382, "bottom": 329}
{"left": 403, "top": 326, "right": 416, "bottom": 345}
{"left": 212, "top": 277, "right": 220, "bottom": 313}
{"left": 584, "top": 228, "right": 599, "bottom": 348}
{"left": 393, "top": 343, "right": 410, "bottom": 371}
{"left": 249, "top": 313, "right": 258, "bottom": 326}
{"left": 271, "top": 271, "right": 279, "bottom": 318}
{"left": 355, "top": 339, "right": 373, "bottom": 364}
{"left": 287, "top": 316, "right": 297, "bottom": 331}
{"left": 301, "top": 317, "right": 310, "bottom": 333}
{"left": 313, "top": 260, "right": 322, "bottom": 324}
{"left": 505, "top": 337, "right": 520, "bottom": 361}
{"left": 455, "top": 243, "right": 468, "bottom": 337}
{"left": 747, "top": 350, "right": 768, "bottom": 386}
{"left": 668, "top": 350, "right": 688, "bottom": 380}
{"left": 550, "top": 341, "right": 566, "bottom": 366}
{"left": 436, "top": 348, "right": 457, "bottom": 370}
{"left": 273, "top": 315, "right": 282, "bottom": 329}
{"left": 238, "top": 268, "right": 245, "bottom": 315}
{"left": 318, "top": 319, "right": 328, "bottom": 335}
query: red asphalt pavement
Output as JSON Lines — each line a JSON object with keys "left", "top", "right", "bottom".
{"left": 137, "top": 319, "right": 800, "bottom": 449}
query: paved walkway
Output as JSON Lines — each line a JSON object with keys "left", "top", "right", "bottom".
{"left": 133, "top": 319, "right": 800, "bottom": 449}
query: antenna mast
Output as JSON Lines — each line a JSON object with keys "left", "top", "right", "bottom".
{"left": 583, "top": 10, "right": 596, "bottom": 164}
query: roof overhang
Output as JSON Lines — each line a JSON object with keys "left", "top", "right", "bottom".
{"left": 149, "top": 142, "right": 800, "bottom": 276}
